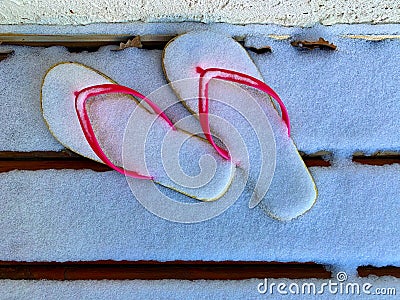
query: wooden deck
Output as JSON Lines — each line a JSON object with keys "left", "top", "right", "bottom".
{"left": 0, "top": 33, "right": 399, "bottom": 281}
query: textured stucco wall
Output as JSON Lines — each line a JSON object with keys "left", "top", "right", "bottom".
{"left": 0, "top": 0, "right": 399, "bottom": 26}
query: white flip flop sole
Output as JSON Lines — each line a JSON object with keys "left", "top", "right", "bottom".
{"left": 41, "top": 62, "right": 235, "bottom": 201}
{"left": 163, "top": 30, "right": 317, "bottom": 220}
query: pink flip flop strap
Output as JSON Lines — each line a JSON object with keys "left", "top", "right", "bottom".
{"left": 196, "top": 67, "right": 291, "bottom": 160}
{"left": 74, "top": 83, "right": 175, "bottom": 180}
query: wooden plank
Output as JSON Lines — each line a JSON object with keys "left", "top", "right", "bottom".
{"left": 353, "top": 153, "right": 400, "bottom": 166}
{"left": 246, "top": 46, "right": 272, "bottom": 54}
{"left": 358, "top": 266, "right": 400, "bottom": 278}
{"left": 0, "top": 261, "right": 331, "bottom": 280}
{"left": 0, "top": 33, "right": 135, "bottom": 47}
{"left": 0, "top": 150, "right": 81, "bottom": 159}
{"left": 0, "top": 160, "right": 110, "bottom": 172}
{"left": 0, "top": 33, "right": 247, "bottom": 51}
{"left": 0, "top": 33, "right": 341, "bottom": 54}
{"left": 0, "top": 151, "right": 331, "bottom": 172}
{"left": 1, "top": 151, "right": 400, "bottom": 172}
{"left": 303, "top": 155, "right": 331, "bottom": 167}
{"left": 0, "top": 34, "right": 176, "bottom": 50}
{"left": 0, "top": 50, "right": 14, "bottom": 61}
{"left": 0, "top": 33, "right": 341, "bottom": 53}
{"left": 0, "top": 150, "right": 110, "bottom": 172}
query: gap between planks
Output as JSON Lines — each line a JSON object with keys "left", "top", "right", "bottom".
{"left": 0, "top": 34, "right": 185, "bottom": 50}
{"left": 0, "top": 261, "right": 330, "bottom": 280}
{"left": 0, "top": 260, "right": 398, "bottom": 280}
{"left": 0, "top": 150, "right": 332, "bottom": 172}
{"left": 0, "top": 33, "right": 337, "bottom": 52}
{"left": 0, "top": 151, "right": 399, "bottom": 172}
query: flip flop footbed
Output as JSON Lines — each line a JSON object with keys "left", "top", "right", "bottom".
{"left": 163, "top": 30, "right": 317, "bottom": 220}
{"left": 41, "top": 62, "right": 235, "bottom": 201}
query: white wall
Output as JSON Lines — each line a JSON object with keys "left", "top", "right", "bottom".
{"left": 0, "top": 0, "right": 398, "bottom": 26}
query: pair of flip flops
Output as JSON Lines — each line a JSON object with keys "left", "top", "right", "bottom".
{"left": 41, "top": 30, "right": 317, "bottom": 221}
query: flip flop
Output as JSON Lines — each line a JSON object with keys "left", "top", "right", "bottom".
{"left": 163, "top": 30, "right": 317, "bottom": 220}
{"left": 41, "top": 62, "right": 235, "bottom": 201}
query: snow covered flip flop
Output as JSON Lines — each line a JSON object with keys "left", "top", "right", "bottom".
{"left": 41, "top": 62, "right": 235, "bottom": 201}
{"left": 163, "top": 30, "right": 317, "bottom": 220}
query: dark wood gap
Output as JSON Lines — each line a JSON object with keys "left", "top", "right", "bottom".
{"left": 0, "top": 33, "right": 248, "bottom": 52}
{"left": 0, "top": 50, "right": 14, "bottom": 61}
{"left": 358, "top": 266, "right": 400, "bottom": 278}
{"left": 303, "top": 155, "right": 331, "bottom": 167}
{"left": 0, "top": 160, "right": 110, "bottom": 172}
{"left": 0, "top": 260, "right": 330, "bottom": 280}
{"left": 0, "top": 34, "right": 175, "bottom": 50}
{"left": 66, "top": 46, "right": 103, "bottom": 53}
{"left": 0, "top": 150, "right": 82, "bottom": 160}
{"left": 0, "top": 150, "right": 110, "bottom": 172}
{"left": 246, "top": 46, "right": 272, "bottom": 54}
{"left": 353, "top": 154, "right": 400, "bottom": 166}
{"left": 0, "top": 151, "right": 331, "bottom": 172}
{"left": 1, "top": 34, "right": 338, "bottom": 53}
{"left": 139, "top": 35, "right": 176, "bottom": 50}
{"left": 0, "top": 33, "right": 135, "bottom": 48}
{"left": 1, "top": 151, "right": 400, "bottom": 172}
